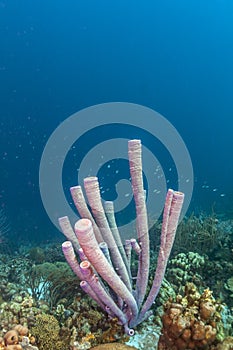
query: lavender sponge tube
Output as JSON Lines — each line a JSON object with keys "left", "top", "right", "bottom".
{"left": 74, "top": 218, "right": 139, "bottom": 325}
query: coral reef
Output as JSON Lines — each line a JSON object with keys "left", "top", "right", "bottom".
{"left": 0, "top": 256, "right": 32, "bottom": 288}
{"left": 0, "top": 290, "right": 45, "bottom": 331}
{"left": 194, "top": 253, "right": 233, "bottom": 308}
{"left": 166, "top": 242, "right": 233, "bottom": 309}
{"left": 158, "top": 283, "right": 225, "bottom": 349}
{"left": 173, "top": 214, "right": 232, "bottom": 257}
{"left": 59, "top": 294, "right": 127, "bottom": 349}
{"left": 215, "top": 337, "right": 233, "bottom": 349}
{"left": 27, "top": 247, "right": 46, "bottom": 264}
{"left": 0, "top": 207, "right": 232, "bottom": 349}
{"left": 167, "top": 252, "right": 205, "bottom": 293}
{"left": 0, "top": 324, "right": 38, "bottom": 350}
{"left": 25, "top": 261, "right": 80, "bottom": 308}
{"left": 0, "top": 255, "right": 130, "bottom": 349}
{"left": 31, "top": 314, "right": 67, "bottom": 350}
{"left": 27, "top": 243, "right": 65, "bottom": 264}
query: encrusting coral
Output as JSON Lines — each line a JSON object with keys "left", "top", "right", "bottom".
{"left": 158, "top": 283, "right": 225, "bottom": 350}
{"left": 0, "top": 324, "right": 38, "bottom": 350}
{"left": 31, "top": 313, "right": 67, "bottom": 350}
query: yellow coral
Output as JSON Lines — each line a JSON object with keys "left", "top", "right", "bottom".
{"left": 31, "top": 313, "right": 67, "bottom": 350}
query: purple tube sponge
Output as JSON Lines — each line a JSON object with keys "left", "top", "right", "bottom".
{"left": 59, "top": 139, "right": 185, "bottom": 334}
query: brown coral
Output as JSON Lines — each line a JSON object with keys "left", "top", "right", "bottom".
{"left": 158, "top": 283, "right": 222, "bottom": 350}
{"left": 0, "top": 324, "right": 38, "bottom": 350}
{"left": 4, "top": 330, "right": 19, "bottom": 346}
{"left": 13, "top": 325, "right": 28, "bottom": 337}
{"left": 200, "top": 300, "right": 216, "bottom": 320}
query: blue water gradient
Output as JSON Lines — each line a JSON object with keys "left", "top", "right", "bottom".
{"left": 0, "top": 0, "right": 232, "bottom": 241}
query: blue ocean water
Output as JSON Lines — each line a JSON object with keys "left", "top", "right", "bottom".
{"left": 0, "top": 0, "right": 232, "bottom": 243}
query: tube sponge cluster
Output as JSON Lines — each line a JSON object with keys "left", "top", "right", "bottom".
{"left": 59, "top": 139, "right": 184, "bottom": 335}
